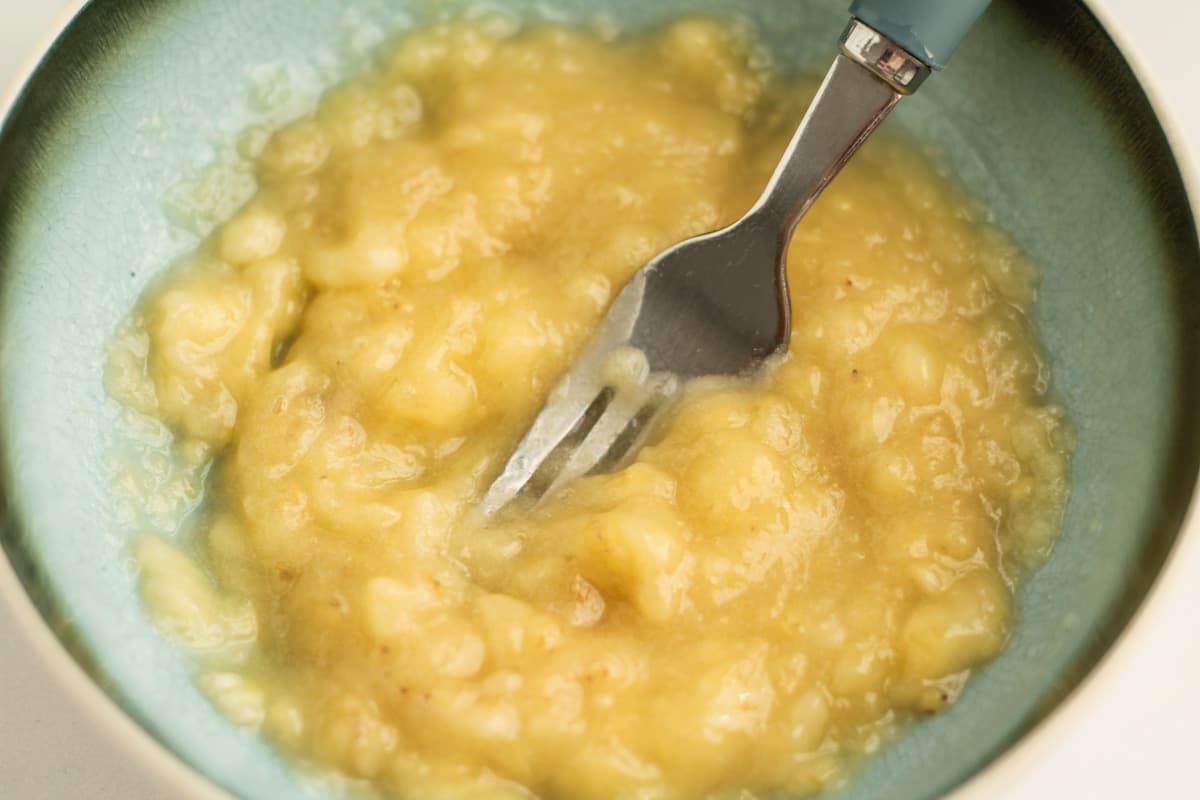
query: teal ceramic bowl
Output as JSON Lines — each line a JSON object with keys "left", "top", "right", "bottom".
{"left": 1, "top": 0, "right": 1197, "bottom": 798}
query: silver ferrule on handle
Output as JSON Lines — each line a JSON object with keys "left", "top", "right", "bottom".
{"left": 840, "top": 19, "right": 933, "bottom": 93}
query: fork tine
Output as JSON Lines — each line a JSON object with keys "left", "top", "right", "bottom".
{"left": 478, "top": 367, "right": 606, "bottom": 516}
{"left": 540, "top": 373, "right": 679, "bottom": 502}
{"left": 479, "top": 275, "right": 648, "bottom": 516}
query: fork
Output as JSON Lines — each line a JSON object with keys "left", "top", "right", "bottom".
{"left": 480, "top": 0, "right": 991, "bottom": 516}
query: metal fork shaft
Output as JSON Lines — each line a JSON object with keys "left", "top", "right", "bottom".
{"left": 478, "top": 20, "right": 938, "bottom": 518}
{"left": 751, "top": 54, "right": 901, "bottom": 240}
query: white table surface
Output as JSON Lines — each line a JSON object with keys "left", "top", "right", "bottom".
{"left": 1, "top": 1, "right": 1198, "bottom": 798}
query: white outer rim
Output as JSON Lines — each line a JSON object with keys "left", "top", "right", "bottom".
{"left": 0, "top": 1, "right": 1196, "bottom": 799}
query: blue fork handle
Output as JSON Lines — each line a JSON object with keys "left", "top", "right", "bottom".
{"left": 849, "top": 0, "right": 990, "bottom": 69}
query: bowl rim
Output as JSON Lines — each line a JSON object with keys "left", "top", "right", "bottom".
{"left": 0, "top": 1, "right": 1196, "bottom": 798}
{"left": 0, "top": 3, "right": 233, "bottom": 795}
{"left": 949, "top": 0, "right": 1200, "bottom": 792}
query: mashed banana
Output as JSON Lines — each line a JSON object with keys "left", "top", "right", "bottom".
{"left": 110, "top": 18, "right": 1070, "bottom": 799}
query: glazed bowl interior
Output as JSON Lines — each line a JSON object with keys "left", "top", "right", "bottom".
{"left": 1, "top": 0, "right": 1197, "bottom": 798}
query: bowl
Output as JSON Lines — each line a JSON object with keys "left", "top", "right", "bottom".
{"left": 1, "top": 0, "right": 1197, "bottom": 798}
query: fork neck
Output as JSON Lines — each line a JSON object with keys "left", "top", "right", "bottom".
{"left": 749, "top": 20, "right": 930, "bottom": 242}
